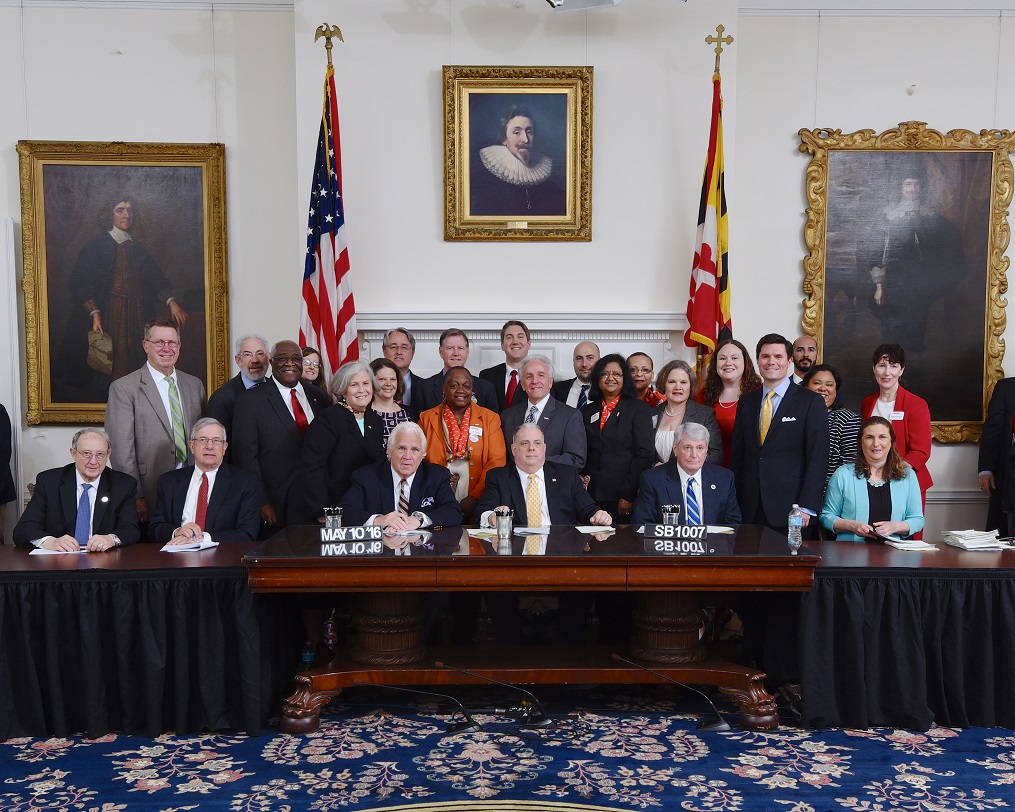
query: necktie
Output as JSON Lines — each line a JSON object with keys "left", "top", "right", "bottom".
{"left": 194, "top": 473, "right": 209, "bottom": 531}
{"left": 525, "top": 536, "right": 541, "bottom": 555}
{"left": 74, "top": 483, "right": 92, "bottom": 546}
{"left": 577, "top": 384, "right": 589, "bottom": 410}
{"left": 525, "top": 405, "right": 538, "bottom": 424}
{"left": 526, "top": 473, "right": 542, "bottom": 528}
{"left": 166, "top": 376, "right": 187, "bottom": 463}
{"left": 398, "top": 478, "right": 410, "bottom": 514}
{"left": 506, "top": 369, "right": 518, "bottom": 406}
{"left": 291, "top": 388, "right": 309, "bottom": 437}
{"left": 685, "top": 477, "right": 701, "bottom": 526}
{"left": 759, "top": 391, "right": 775, "bottom": 445}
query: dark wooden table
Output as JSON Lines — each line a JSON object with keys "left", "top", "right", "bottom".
{"left": 244, "top": 524, "right": 818, "bottom": 733}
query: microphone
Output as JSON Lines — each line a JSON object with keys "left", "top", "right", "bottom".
{"left": 434, "top": 661, "right": 553, "bottom": 729}
{"left": 351, "top": 679, "right": 482, "bottom": 734}
{"left": 610, "top": 653, "right": 732, "bottom": 732}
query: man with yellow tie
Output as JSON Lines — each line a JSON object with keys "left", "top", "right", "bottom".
{"left": 729, "top": 333, "right": 828, "bottom": 531}
{"left": 478, "top": 424, "right": 611, "bottom": 530}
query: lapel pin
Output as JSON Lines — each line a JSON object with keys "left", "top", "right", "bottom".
{"left": 710, "top": 484, "right": 716, "bottom": 490}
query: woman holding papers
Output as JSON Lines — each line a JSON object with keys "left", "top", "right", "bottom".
{"left": 820, "top": 416, "right": 924, "bottom": 541}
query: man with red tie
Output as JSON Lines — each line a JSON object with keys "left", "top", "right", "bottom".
{"left": 480, "top": 320, "right": 531, "bottom": 413}
{"left": 148, "top": 417, "right": 261, "bottom": 543}
{"left": 232, "top": 340, "right": 330, "bottom": 537}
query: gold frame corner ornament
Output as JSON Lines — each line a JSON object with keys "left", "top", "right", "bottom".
{"left": 798, "top": 121, "right": 1014, "bottom": 443}
{"left": 442, "top": 65, "right": 593, "bottom": 242}
{"left": 16, "top": 140, "right": 230, "bottom": 425}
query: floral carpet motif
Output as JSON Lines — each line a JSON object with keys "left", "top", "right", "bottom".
{"left": 0, "top": 687, "right": 1012, "bottom": 811}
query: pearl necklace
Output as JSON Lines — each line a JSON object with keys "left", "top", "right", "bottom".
{"left": 664, "top": 404, "right": 686, "bottom": 417}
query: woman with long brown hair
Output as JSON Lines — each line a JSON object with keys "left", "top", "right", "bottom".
{"left": 698, "top": 338, "right": 762, "bottom": 468}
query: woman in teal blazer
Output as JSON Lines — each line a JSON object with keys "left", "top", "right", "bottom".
{"left": 820, "top": 416, "right": 924, "bottom": 541}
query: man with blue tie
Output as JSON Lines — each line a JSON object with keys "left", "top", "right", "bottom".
{"left": 632, "top": 422, "right": 741, "bottom": 526}
{"left": 13, "top": 428, "right": 139, "bottom": 551}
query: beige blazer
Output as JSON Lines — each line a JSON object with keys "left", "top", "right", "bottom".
{"left": 106, "top": 364, "right": 206, "bottom": 508}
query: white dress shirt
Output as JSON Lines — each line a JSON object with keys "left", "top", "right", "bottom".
{"left": 272, "top": 377, "right": 316, "bottom": 426}
{"left": 178, "top": 465, "right": 219, "bottom": 542}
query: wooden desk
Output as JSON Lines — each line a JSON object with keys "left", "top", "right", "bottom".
{"left": 244, "top": 524, "right": 818, "bottom": 734}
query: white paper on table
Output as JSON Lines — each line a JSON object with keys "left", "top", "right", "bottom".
{"left": 707, "top": 525, "right": 736, "bottom": 534}
{"left": 576, "top": 525, "right": 615, "bottom": 534}
{"left": 29, "top": 547, "right": 89, "bottom": 555}
{"left": 161, "top": 539, "right": 219, "bottom": 552}
{"left": 885, "top": 539, "right": 938, "bottom": 552}
{"left": 515, "top": 526, "right": 552, "bottom": 535}
{"left": 468, "top": 528, "right": 497, "bottom": 538}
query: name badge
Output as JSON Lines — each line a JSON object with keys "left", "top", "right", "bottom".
{"left": 469, "top": 426, "right": 483, "bottom": 442}
{"left": 590, "top": 412, "right": 601, "bottom": 423}
{"left": 890, "top": 411, "right": 905, "bottom": 420}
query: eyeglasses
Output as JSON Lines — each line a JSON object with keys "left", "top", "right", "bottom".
{"left": 146, "top": 339, "right": 180, "bottom": 349}
{"left": 302, "top": 359, "right": 322, "bottom": 369}
{"left": 191, "top": 437, "right": 226, "bottom": 446}
{"left": 74, "top": 450, "right": 108, "bottom": 461}
{"left": 385, "top": 344, "right": 412, "bottom": 353}
{"left": 239, "top": 351, "right": 267, "bottom": 359}
{"left": 600, "top": 370, "right": 623, "bottom": 379}
{"left": 273, "top": 355, "right": 303, "bottom": 365}
{"left": 629, "top": 367, "right": 653, "bottom": 375}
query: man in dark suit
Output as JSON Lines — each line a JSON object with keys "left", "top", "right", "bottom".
{"left": 477, "top": 424, "right": 610, "bottom": 527}
{"left": 978, "top": 377, "right": 1015, "bottom": 533}
{"left": 381, "top": 327, "right": 426, "bottom": 421}
{"left": 106, "top": 319, "right": 207, "bottom": 523}
{"left": 148, "top": 417, "right": 260, "bottom": 543}
{"left": 207, "top": 333, "right": 270, "bottom": 457}
{"left": 13, "top": 427, "right": 139, "bottom": 551}
{"left": 232, "top": 339, "right": 330, "bottom": 536}
{"left": 633, "top": 422, "right": 741, "bottom": 526}
{"left": 479, "top": 320, "right": 531, "bottom": 412}
{"left": 550, "top": 340, "right": 600, "bottom": 409}
{"left": 501, "top": 355, "right": 586, "bottom": 469}
{"left": 731, "top": 333, "right": 828, "bottom": 531}
{"left": 340, "top": 422, "right": 462, "bottom": 529}
{"left": 0, "top": 404, "right": 14, "bottom": 544}
{"left": 417, "top": 328, "right": 498, "bottom": 412}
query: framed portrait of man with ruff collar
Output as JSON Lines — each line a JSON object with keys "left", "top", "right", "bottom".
{"left": 443, "top": 66, "right": 593, "bottom": 242}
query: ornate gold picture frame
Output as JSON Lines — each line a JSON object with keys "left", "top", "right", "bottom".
{"left": 798, "top": 121, "right": 1015, "bottom": 442}
{"left": 17, "top": 140, "right": 230, "bottom": 425}
{"left": 443, "top": 65, "right": 593, "bottom": 242}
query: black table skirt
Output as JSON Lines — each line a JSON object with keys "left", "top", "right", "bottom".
{"left": 0, "top": 567, "right": 301, "bottom": 739}
{"left": 800, "top": 569, "right": 1015, "bottom": 730}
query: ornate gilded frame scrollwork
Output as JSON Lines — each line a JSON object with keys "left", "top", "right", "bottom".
{"left": 17, "top": 140, "right": 230, "bottom": 425}
{"left": 443, "top": 65, "right": 593, "bottom": 242}
{"left": 798, "top": 121, "right": 1015, "bottom": 443}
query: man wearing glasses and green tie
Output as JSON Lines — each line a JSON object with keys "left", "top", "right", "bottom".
{"left": 14, "top": 427, "right": 138, "bottom": 551}
{"left": 106, "top": 318, "right": 207, "bottom": 525}
{"left": 148, "top": 418, "right": 260, "bottom": 544}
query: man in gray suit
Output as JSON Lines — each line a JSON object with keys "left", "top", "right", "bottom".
{"left": 106, "top": 318, "right": 206, "bottom": 523}
{"left": 501, "top": 355, "right": 586, "bottom": 469}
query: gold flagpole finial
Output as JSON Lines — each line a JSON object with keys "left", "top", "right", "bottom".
{"left": 314, "top": 24, "right": 344, "bottom": 68}
{"left": 705, "top": 25, "right": 733, "bottom": 75}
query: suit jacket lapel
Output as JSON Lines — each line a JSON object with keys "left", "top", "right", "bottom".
{"left": 765, "top": 383, "right": 796, "bottom": 442}
{"left": 206, "top": 465, "right": 228, "bottom": 527}
{"left": 382, "top": 464, "right": 398, "bottom": 514}
{"left": 92, "top": 470, "right": 112, "bottom": 531}
{"left": 544, "top": 466, "right": 561, "bottom": 524}
{"left": 508, "top": 468, "right": 527, "bottom": 518}
{"left": 61, "top": 466, "right": 79, "bottom": 532}
{"left": 665, "top": 462, "right": 686, "bottom": 515}
{"left": 538, "top": 398, "right": 556, "bottom": 431}
{"left": 268, "top": 384, "right": 299, "bottom": 435}
{"left": 139, "top": 365, "right": 173, "bottom": 438}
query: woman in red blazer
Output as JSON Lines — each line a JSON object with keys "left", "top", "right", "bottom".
{"left": 861, "top": 344, "right": 932, "bottom": 535}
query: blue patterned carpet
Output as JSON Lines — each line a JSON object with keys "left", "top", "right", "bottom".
{"left": 2, "top": 686, "right": 1013, "bottom": 811}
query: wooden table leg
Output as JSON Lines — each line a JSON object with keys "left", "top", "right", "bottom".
{"left": 630, "top": 591, "right": 707, "bottom": 663}
{"left": 350, "top": 592, "right": 427, "bottom": 665}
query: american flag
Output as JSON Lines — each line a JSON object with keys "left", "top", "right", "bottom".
{"left": 684, "top": 72, "right": 732, "bottom": 354}
{"left": 300, "top": 63, "right": 358, "bottom": 385}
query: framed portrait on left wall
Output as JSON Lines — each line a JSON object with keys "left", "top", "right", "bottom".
{"left": 17, "top": 141, "right": 230, "bottom": 425}
{"left": 443, "top": 65, "right": 594, "bottom": 242}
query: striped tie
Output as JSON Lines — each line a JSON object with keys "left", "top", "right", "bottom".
{"left": 685, "top": 477, "right": 701, "bottom": 526}
{"left": 577, "top": 384, "right": 589, "bottom": 410}
{"left": 398, "top": 478, "right": 410, "bottom": 515}
{"left": 166, "top": 376, "right": 188, "bottom": 463}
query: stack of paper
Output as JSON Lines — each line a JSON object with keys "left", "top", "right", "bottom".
{"left": 941, "top": 529, "right": 1009, "bottom": 551}
{"left": 885, "top": 538, "right": 938, "bottom": 552}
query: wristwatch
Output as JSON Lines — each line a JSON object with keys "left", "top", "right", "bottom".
{"left": 410, "top": 511, "right": 427, "bottom": 528}
{"left": 110, "top": 534, "right": 122, "bottom": 547}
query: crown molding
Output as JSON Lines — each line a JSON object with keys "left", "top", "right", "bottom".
{"left": 0, "top": 0, "right": 293, "bottom": 10}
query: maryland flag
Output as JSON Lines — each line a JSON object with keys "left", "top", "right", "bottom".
{"left": 684, "top": 73, "right": 732, "bottom": 352}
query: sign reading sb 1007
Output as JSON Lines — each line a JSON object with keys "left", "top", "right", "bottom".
{"left": 640, "top": 524, "right": 713, "bottom": 555}
{"left": 320, "top": 524, "right": 384, "bottom": 556}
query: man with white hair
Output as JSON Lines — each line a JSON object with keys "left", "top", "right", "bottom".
{"left": 14, "top": 428, "right": 139, "bottom": 551}
{"left": 340, "top": 422, "right": 462, "bottom": 530}
{"left": 633, "top": 422, "right": 741, "bottom": 526}
{"left": 501, "top": 354, "right": 586, "bottom": 469}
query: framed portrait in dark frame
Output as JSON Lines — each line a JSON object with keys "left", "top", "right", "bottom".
{"left": 443, "top": 65, "right": 593, "bottom": 242}
{"left": 799, "top": 121, "right": 1015, "bottom": 442}
{"left": 17, "top": 141, "right": 230, "bottom": 425}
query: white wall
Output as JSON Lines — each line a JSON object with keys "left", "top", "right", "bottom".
{"left": 1, "top": 0, "right": 1008, "bottom": 535}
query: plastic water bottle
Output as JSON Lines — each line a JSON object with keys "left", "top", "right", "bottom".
{"left": 300, "top": 642, "right": 315, "bottom": 671}
{"left": 787, "top": 504, "right": 804, "bottom": 555}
